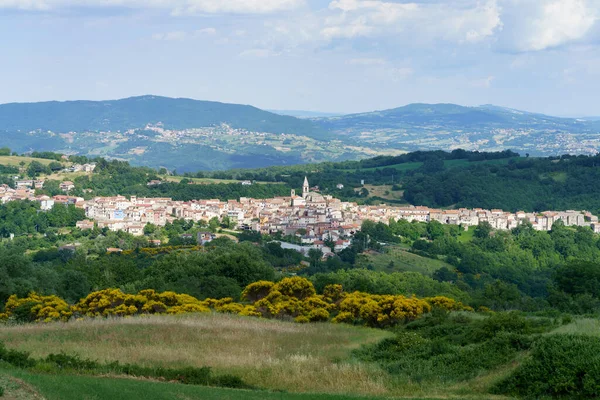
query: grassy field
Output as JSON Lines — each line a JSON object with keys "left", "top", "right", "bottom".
{"left": 1, "top": 367, "right": 401, "bottom": 400}
{"left": 0, "top": 314, "right": 392, "bottom": 397}
{"left": 0, "top": 312, "right": 565, "bottom": 399}
{"left": 458, "top": 227, "right": 475, "bottom": 243}
{"left": 356, "top": 246, "right": 451, "bottom": 275}
{"left": 0, "top": 156, "right": 57, "bottom": 167}
{"left": 362, "top": 185, "right": 405, "bottom": 202}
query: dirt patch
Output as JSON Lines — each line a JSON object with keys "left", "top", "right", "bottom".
{"left": 0, "top": 374, "right": 45, "bottom": 400}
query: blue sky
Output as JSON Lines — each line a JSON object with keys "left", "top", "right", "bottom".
{"left": 1, "top": 0, "right": 599, "bottom": 115}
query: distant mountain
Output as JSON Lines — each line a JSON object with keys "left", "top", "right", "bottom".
{"left": 268, "top": 109, "right": 342, "bottom": 118}
{"left": 1, "top": 97, "right": 599, "bottom": 171}
{"left": 317, "top": 103, "right": 584, "bottom": 129}
{"left": 0, "top": 95, "right": 327, "bottom": 139}
{"left": 314, "top": 103, "right": 600, "bottom": 157}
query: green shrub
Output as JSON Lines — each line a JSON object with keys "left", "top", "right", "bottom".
{"left": 0, "top": 342, "right": 35, "bottom": 368}
{"left": 0, "top": 385, "right": 4, "bottom": 397}
{"left": 492, "top": 334, "right": 600, "bottom": 398}
{"left": 355, "top": 330, "right": 533, "bottom": 383}
{"left": 45, "top": 352, "right": 100, "bottom": 370}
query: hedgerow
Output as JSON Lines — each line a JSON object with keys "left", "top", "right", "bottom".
{"left": 0, "top": 343, "right": 251, "bottom": 389}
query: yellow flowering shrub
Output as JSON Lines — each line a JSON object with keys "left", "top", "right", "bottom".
{"left": 323, "top": 284, "right": 345, "bottom": 303}
{"left": 238, "top": 305, "right": 262, "bottom": 317}
{"left": 0, "top": 279, "right": 471, "bottom": 329}
{"left": 272, "top": 277, "right": 316, "bottom": 300}
{"left": 337, "top": 292, "right": 431, "bottom": 328}
{"left": 241, "top": 281, "right": 275, "bottom": 302}
{"left": 424, "top": 296, "right": 472, "bottom": 312}
{"left": 3, "top": 293, "right": 72, "bottom": 322}
{"left": 166, "top": 304, "right": 210, "bottom": 314}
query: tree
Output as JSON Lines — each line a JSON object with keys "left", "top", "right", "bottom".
{"left": 427, "top": 221, "right": 445, "bottom": 240}
{"left": 474, "top": 222, "right": 493, "bottom": 239}
{"left": 308, "top": 248, "right": 323, "bottom": 268}
{"left": 555, "top": 260, "right": 600, "bottom": 298}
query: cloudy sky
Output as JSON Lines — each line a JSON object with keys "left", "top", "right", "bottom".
{"left": 1, "top": 0, "right": 599, "bottom": 115}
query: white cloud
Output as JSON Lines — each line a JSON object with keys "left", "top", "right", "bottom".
{"left": 0, "top": 0, "right": 305, "bottom": 14}
{"left": 500, "top": 0, "right": 598, "bottom": 52}
{"left": 195, "top": 27, "right": 217, "bottom": 36}
{"left": 322, "top": 0, "right": 502, "bottom": 44}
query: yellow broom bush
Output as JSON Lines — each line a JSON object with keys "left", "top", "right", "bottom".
{"left": 3, "top": 293, "right": 72, "bottom": 322}
{"left": 424, "top": 296, "right": 473, "bottom": 312}
{"left": 0, "top": 277, "right": 473, "bottom": 328}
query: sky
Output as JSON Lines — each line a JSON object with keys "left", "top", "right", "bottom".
{"left": 1, "top": 0, "right": 600, "bottom": 116}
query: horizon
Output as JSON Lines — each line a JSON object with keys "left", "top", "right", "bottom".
{"left": 0, "top": 94, "right": 593, "bottom": 119}
{"left": 2, "top": 1, "right": 600, "bottom": 116}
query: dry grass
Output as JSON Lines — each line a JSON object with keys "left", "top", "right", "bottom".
{"left": 549, "top": 318, "right": 600, "bottom": 336}
{"left": 0, "top": 313, "right": 393, "bottom": 396}
{"left": 0, "top": 156, "right": 56, "bottom": 167}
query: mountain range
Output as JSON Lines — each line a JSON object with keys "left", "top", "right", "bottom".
{"left": 0, "top": 96, "right": 599, "bottom": 171}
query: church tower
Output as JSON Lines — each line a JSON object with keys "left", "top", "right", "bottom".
{"left": 303, "top": 176, "right": 309, "bottom": 198}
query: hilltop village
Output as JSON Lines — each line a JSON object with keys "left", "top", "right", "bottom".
{"left": 3, "top": 177, "right": 599, "bottom": 252}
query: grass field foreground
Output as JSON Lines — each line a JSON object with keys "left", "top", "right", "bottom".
{"left": 0, "top": 313, "right": 392, "bottom": 396}
{"left": 2, "top": 367, "right": 401, "bottom": 400}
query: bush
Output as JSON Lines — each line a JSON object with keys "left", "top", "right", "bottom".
{"left": 0, "top": 342, "right": 35, "bottom": 368}
{"left": 45, "top": 352, "right": 100, "bottom": 370}
{"left": 492, "top": 334, "right": 600, "bottom": 398}
{"left": 356, "top": 331, "right": 533, "bottom": 383}
{"left": 0, "top": 385, "right": 3, "bottom": 397}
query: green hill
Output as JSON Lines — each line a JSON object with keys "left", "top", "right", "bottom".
{"left": 0, "top": 95, "right": 327, "bottom": 139}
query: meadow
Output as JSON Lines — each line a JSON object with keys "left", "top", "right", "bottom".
{"left": 0, "top": 314, "right": 392, "bottom": 397}
{"left": 1, "top": 310, "right": 599, "bottom": 399}
{"left": 356, "top": 246, "right": 450, "bottom": 275}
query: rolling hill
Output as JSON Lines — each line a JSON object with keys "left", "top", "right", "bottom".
{"left": 315, "top": 103, "right": 600, "bottom": 156}
{"left": 0, "top": 97, "right": 599, "bottom": 171}
{"left": 0, "top": 95, "right": 326, "bottom": 139}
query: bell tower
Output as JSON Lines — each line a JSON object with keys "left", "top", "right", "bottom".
{"left": 302, "top": 176, "right": 309, "bottom": 197}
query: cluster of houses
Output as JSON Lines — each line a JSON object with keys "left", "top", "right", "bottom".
{"left": 61, "top": 177, "right": 599, "bottom": 254}
{"left": 63, "top": 163, "right": 96, "bottom": 173}
{"left": 0, "top": 184, "right": 38, "bottom": 203}
{"left": 3, "top": 176, "right": 600, "bottom": 254}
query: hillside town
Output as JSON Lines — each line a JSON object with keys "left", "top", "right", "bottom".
{"left": 3, "top": 177, "right": 599, "bottom": 252}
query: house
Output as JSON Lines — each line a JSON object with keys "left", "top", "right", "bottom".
{"left": 336, "top": 184, "right": 344, "bottom": 189}
{"left": 240, "top": 180, "right": 252, "bottom": 186}
{"left": 127, "top": 224, "right": 144, "bottom": 236}
{"left": 83, "top": 163, "right": 96, "bottom": 173}
{"left": 147, "top": 180, "right": 162, "bottom": 186}
{"left": 197, "top": 231, "right": 216, "bottom": 245}
{"left": 58, "top": 243, "right": 81, "bottom": 252}
{"left": 149, "top": 239, "right": 162, "bottom": 246}
{"left": 106, "top": 248, "right": 123, "bottom": 253}
{"left": 76, "top": 220, "right": 95, "bottom": 230}
{"left": 39, "top": 197, "right": 55, "bottom": 211}
{"left": 15, "top": 180, "right": 34, "bottom": 189}
{"left": 59, "top": 181, "right": 75, "bottom": 192}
